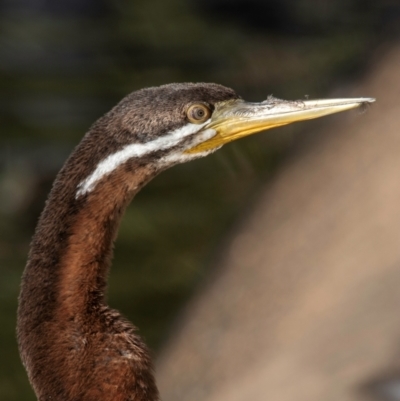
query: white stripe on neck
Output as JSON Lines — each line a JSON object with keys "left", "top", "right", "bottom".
{"left": 76, "top": 120, "right": 210, "bottom": 197}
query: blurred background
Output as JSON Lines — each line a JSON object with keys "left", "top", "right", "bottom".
{"left": 1, "top": 0, "right": 400, "bottom": 400}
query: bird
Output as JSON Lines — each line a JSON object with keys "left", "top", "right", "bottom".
{"left": 16, "top": 83, "right": 374, "bottom": 401}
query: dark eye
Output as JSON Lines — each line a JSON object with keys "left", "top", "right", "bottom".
{"left": 186, "top": 103, "right": 212, "bottom": 124}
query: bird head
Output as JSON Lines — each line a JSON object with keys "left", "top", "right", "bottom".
{"left": 76, "top": 82, "right": 374, "bottom": 197}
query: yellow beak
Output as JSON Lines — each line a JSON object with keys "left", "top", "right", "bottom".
{"left": 187, "top": 96, "right": 375, "bottom": 153}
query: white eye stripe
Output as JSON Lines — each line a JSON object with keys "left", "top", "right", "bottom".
{"left": 156, "top": 127, "right": 219, "bottom": 166}
{"left": 76, "top": 120, "right": 210, "bottom": 197}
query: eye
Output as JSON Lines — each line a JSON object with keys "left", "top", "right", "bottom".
{"left": 186, "top": 103, "right": 212, "bottom": 124}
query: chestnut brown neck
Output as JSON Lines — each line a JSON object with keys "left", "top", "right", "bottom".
{"left": 18, "top": 136, "right": 157, "bottom": 322}
{"left": 17, "top": 133, "right": 160, "bottom": 401}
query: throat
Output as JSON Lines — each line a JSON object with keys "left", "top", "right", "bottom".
{"left": 17, "top": 159, "right": 159, "bottom": 400}
{"left": 18, "top": 159, "right": 157, "bottom": 333}
{"left": 57, "top": 191, "right": 125, "bottom": 315}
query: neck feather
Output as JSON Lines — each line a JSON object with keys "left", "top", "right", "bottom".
{"left": 17, "top": 137, "right": 160, "bottom": 400}
{"left": 19, "top": 150, "right": 156, "bottom": 323}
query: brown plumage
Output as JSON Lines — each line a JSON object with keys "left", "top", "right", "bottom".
{"left": 17, "top": 83, "right": 373, "bottom": 401}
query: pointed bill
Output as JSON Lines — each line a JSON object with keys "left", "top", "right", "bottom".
{"left": 187, "top": 97, "right": 375, "bottom": 153}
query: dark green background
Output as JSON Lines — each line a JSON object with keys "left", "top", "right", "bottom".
{"left": 0, "top": 0, "right": 397, "bottom": 399}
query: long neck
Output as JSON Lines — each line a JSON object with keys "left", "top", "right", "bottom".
{"left": 19, "top": 149, "right": 155, "bottom": 325}
{"left": 17, "top": 134, "right": 160, "bottom": 399}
